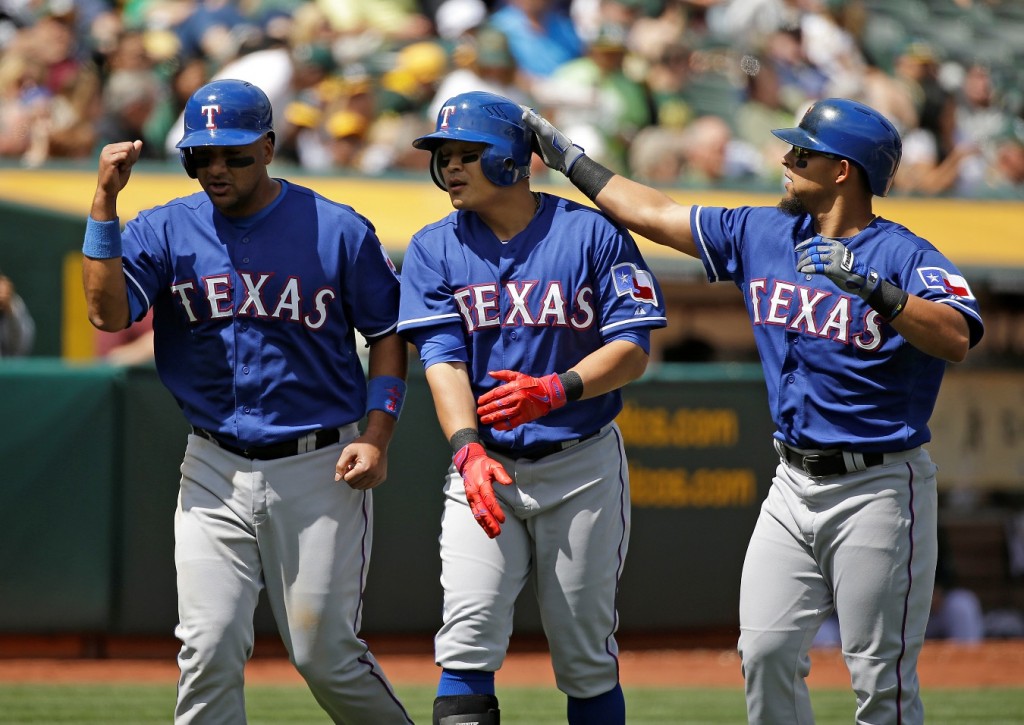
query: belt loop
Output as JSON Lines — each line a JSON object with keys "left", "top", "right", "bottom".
{"left": 297, "top": 431, "right": 317, "bottom": 454}
{"left": 843, "top": 451, "right": 867, "bottom": 472}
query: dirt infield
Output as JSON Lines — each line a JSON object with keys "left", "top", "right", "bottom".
{"left": 0, "top": 637, "right": 1021, "bottom": 689}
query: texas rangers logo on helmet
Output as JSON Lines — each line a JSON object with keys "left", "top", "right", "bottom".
{"left": 612, "top": 263, "right": 658, "bottom": 305}
{"left": 201, "top": 104, "right": 222, "bottom": 129}
{"left": 439, "top": 104, "right": 456, "bottom": 129}
{"left": 916, "top": 266, "right": 975, "bottom": 299}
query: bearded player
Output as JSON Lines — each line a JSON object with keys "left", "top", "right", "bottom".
{"left": 524, "top": 99, "right": 984, "bottom": 723}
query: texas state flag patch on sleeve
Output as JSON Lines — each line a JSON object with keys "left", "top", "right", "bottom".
{"left": 612, "top": 263, "right": 658, "bottom": 305}
{"left": 917, "top": 267, "right": 975, "bottom": 299}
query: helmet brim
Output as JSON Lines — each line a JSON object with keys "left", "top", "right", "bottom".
{"left": 771, "top": 127, "right": 831, "bottom": 154}
{"left": 176, "top": 128, "right": 266, "bottom": 149}
{"left": 412, "top": 129, "right": 496, "bottom": 150}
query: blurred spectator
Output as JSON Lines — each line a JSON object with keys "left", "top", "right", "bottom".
{"left": 325, "top": 109, "right": 370, "bottom": 170}
{"left": 162, "top": 3, "right": 332, "bottom": 157}
{"left": 536, "top": 22, "right": 654, "bottom": 173}
{"left": 376, "top": 39, "right": 448, "bottom": 117}
{"left": 0, "top": 272, "right": 35, "bottom": 358}
{"left": 733, "top": 54, "right": 793, "bottom": 179}
{"left": 761, "top": 26, "right": 828, "bottom": 112}
{"left": 705, "top": 0, "right": 797, "bottom": 49}
{"left": 797, "top": 0, "right": 869, "bottom": 100}
{"left": 0, "top": 47, "right": 50, "bottom": 162}
{"left": 428, "top": 25, "right": 531, "bottom": 122}
{"left": 2, "top": 9, "right": 101, "bottom": 166}
{"left": 628, "top": 124, "right": 688, "bottom": 183}
{"left": 432, "top": 0, "right": 489, "bottom": 42}
{"left": 489, "top": 0, "right": 584, "bottom": 82}
{"left": 894, "top": 90, "right": 982, "bottom": 197}
{"left": 643, "top": 39, "right": 695, "bottom": 129}
{"left": 955, "top": 62, "right": 1012, "bottom": 152}
{"left": 318, "top": 0, "right": 434, "bottom": 57}
{"left": 978, "top": 132, "right": 1024, "bottom": 198}
{"left": 0, "top": 0, "right": 1020, "bottom": 201}
{"left": 171, "top": 0, "right": 250, "bottom": 67}
{"left": 676, "top": 113, "right": 763, "bottom": 185}
{"left": 627, "top": 0, "right": 692, "bottom": 72}
{"left": 95, "top": 67, "right": 165, "bottom": 158}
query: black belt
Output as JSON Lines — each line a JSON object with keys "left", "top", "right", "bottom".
{"left": 192, "top": 427, "right": 341, "bottom": 460}
{"left": 488, "top": 429, "right": 601, "bottom": 462}
{"left": 777, "top": 441, "right": 884, "bottom": 478}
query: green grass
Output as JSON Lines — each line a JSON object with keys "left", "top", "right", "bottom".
{"left": 0, "top": 683, "right": 1021, "bottom": 723}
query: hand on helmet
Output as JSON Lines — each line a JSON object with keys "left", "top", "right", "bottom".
{"left": 795, "top": 236, "right": 880, "bottom": 300}
{"left": 520, "top": 106, "right": 585, "bottom": 175}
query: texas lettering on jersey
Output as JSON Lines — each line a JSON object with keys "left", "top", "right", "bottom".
{"left": 454, "top": 281, "right": 595, "bottom": 332}
{"left": 169, "top": 271, "right": 339, "bottom": 330}
{"left": 748, "top": 278, "right": 884, "bottom": 350}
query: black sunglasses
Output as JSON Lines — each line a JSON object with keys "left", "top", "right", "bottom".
{"left": 791, "top": 145, "right": 842, "bottom": 161}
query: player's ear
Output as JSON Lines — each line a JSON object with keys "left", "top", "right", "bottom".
{"left": 263, "top": 132, "right": 276, "bottom": 165}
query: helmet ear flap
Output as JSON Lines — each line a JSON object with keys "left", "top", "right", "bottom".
{"left": 180, "top": 148, "right": 198, "bottom": 178}
{"left": 429, "top": 150, "right": 448, "bottom": 191}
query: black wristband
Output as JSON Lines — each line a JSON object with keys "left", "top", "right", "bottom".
{"left": 449, "top": 427, "right": 480, "bottom": 453}
{"left": 866, "top": 279, "right": 910, "bottom": 321}
{"left": 558, "top": 371, "right": 584, "bottom": 402}
{"left": 567, "top": 155, "right": 615, "bottom": 202}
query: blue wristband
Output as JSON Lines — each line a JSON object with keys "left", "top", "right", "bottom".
{"left": 83, "top": 217, "right": 123, "bottom": 259}
{"left": 367, "top": 375, "right": 407, "bottom": 420}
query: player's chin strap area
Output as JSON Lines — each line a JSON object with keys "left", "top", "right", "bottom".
{"left": 774, "top": 439, "right": 920, "bottom": 478}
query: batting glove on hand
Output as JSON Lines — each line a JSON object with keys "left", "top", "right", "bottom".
{"left": 453, "top": 442, "right": 513, "bottom": 538}
{"left": 795, "top": 236, "right": 880, "bottom": 300}
{"left": 521, "top": 106, "right": 585, "bottom": 175}
{"left": 477, "top": 371, "right": 568, "bottom": 431}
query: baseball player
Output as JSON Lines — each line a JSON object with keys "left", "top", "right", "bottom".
{"left": 0, "top": 271, "right": 35, "bottom": 357}
{"left": 397, "top": 91, "right": 667, "bottom": 725}
{"left": 524, "top": 99, "right": 984, "bottom": 724}
{"left": 81, "top": 79, "right": 412, "bottom": 724}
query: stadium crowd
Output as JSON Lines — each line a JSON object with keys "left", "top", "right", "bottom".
{"left": 0, "top": 0, "right": 1022, "bottom": 197}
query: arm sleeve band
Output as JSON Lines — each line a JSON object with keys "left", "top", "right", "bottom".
{"left": 567, "top": 155, "right": 616, "bottom": 202}
{"left": 557, "top": 371, "right": 584, "bottom": 402}
{"left": 449, "top": 428, "right": 481, "bottom": 452}
{"left": 866, "top": 280, "right": 910, "bottom": 322}
{"left": 83, "top": 217, "right": 123, "bottom": 259}
{"left": 367, "top": 375, "right": 407, "bottom": 420}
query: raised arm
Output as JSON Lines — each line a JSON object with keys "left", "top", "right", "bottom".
{"left": 82, "top": 140, "right": 143, "bottom": 332}
{"left": 522, "top": 108, "right": 699, "bottom": 258}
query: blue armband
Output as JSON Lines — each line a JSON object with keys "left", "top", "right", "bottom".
{"left": 367, "top": 375, "right": 407, "bottom": 420}
{"left": 83, "top": 217, "right": 123, "bottom": 259}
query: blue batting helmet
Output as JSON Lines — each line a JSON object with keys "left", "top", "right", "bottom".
{"left": 771, "top": 98, "right": 902, "bottom": 197}
{"left": 413, "top": 91, "right": 531, "bottom": 190}
{"left": 176, "top": 79, "right": 274, "bottom": 177}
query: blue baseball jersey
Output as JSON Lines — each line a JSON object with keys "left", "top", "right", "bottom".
{"left": 398, "top": 193, "right": 667, "bottom": 450}
{"left": 118, "top": 180, "right": 401, "bottom": 447}
{"left": 692, "top": 205, "right": 984, "bottom": 452}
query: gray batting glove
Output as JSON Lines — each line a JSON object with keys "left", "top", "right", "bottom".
{"left": 520, "top": 106, "right": 585, "bottom": 176}
{"left": 795, "top": 236, "right": 880, "bottom": 299}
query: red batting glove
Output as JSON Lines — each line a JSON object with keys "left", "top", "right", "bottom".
{"left": 453, "top": 442, "right": 514, "bottom": 538}
{"left": 476, "top": 371, "right": 567, "bottom": 431}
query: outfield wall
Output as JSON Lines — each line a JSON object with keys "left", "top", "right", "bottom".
{"left": 1, "top": 360, "right": 1020, "bottom": 640}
